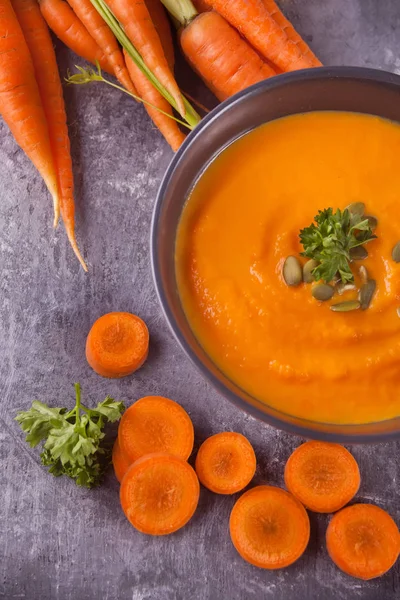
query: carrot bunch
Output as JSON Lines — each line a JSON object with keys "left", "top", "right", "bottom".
{"left": 41, "top": 0, "right": 321, "bottom": 146}
{"left": 0, "top": 0, "right": 321, "bottom": 268}
{"left": 0, "top": 0, "right": 86, "bottom": 269}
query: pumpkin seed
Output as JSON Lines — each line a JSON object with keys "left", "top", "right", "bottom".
{"left": 312, "top": 283, "right": 334, "bottom": 302}
{"left": 283, "top": 256, "right": 302, "bottom": 286}
{"left": 365, "top": 215, "right": 378, "bottom": 230}
{"left": 350, "top": 246, "right": 368, "bottom": 261}
{"left": 336, "top": 282, "right": 357, "bottom": 296}
{"left": 359, "top": 279, "right": 376, "bottom": 310}
{"left": 331, "top": 300, "right": 361, "bottom": 312}
{"left": 392, "top": 242, "right": 400, "bottom": 263}
{"left": 346, "top": 202, "right": 365, "bottom": 217}
{"left": 303, "top": 259, "right": 319, "bottom": 284}
{"left": 359, "top": 265, "right": 369, "bottom": 284}
{"left": 397, "top": 308, "right": 400, "bottom": 318}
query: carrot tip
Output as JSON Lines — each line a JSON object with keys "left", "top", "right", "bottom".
{"left": 66, "top": 230, "right": 88, "bottom": 271}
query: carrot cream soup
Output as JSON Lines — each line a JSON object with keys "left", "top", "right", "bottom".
{"left": 175, "top": 111, "right": 400, "bottom": 424}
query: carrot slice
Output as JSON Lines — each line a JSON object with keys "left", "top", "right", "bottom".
{"left": 284, "top": 441, "right": 360, "bottom": 513}
{"left": 120, "top": 453, "right": 200, "bottom": 535}
{"left": 326, "top": 504, "right": 400, "bottom": 580}
{"left": 195, "top": 432, "right": 256, "bottom": 494}
{"left": 85, "top": 312, "right": 149, "bottom": 378}
{"left": 118, "top": 395, "right": 194, "bottom": 463}
{"left": 112, "top": 438, "right": 131, "bottom": 483}
{"left": 230, "top": 486, "right": 310, "bottom": 569}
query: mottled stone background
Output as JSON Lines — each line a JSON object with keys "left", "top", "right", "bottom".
{"left": 1, "top": 1, "right": 400, "bottom": 599}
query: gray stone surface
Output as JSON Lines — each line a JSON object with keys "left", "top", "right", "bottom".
{"left": 1, "top": 1, "right": 400, "bottom": 598}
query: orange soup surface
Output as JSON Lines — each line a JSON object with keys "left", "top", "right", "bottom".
{"left": 176, "top": 112, "right": 400, "bottom": 425}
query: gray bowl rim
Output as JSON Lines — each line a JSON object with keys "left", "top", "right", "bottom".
{"left": 151, "top": 66, "right": 400, "bottom": 444}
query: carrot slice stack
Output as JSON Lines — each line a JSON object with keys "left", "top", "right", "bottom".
{"left": 284, "top": 441, "right": 360, "bottom": 513}
{"left": 326, "top": 504, "right": 400, "bottom": 580}
{"left": 86, "top": 312, "right": 149, "bottom": 378}
{"left": 120, "top": 453, "right": 200, "bottom": 535}
{"left": 195, "top": 432, "right": 256, "bottom": 494}
{"left": 230, "top": 486, "right": 310, "bottom": 569}
{"left": 118, "top": 395, "right": 194, "bottom": 463}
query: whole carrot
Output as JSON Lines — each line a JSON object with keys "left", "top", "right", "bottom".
{"left": 209, "top": 0, "right": 315, "bottom": 72}
{"left": 66, "top": 0, "right": 137, "bottom": 95}
{"left": 39, "top": 0, "right": 114, "bottom": 74}
{"left": 145, "top": 0, "right": 175, "bottom": 69}
{"left": 105, "top": 0, "right": 185, "bottom": 116}
{"left": 13, "top": 0, "right": 87, "bottom": 269}
{"left": 124, "top": 51, "right": 186, "bottom": 151}
{"left": 0, "top": 0, "right": 60, "bottom": 224}
{"left": 262, "top": 0, "right": 321, "bottom": 67}
{"left": 179, "top": 11, "right": 275, "bottom": 101}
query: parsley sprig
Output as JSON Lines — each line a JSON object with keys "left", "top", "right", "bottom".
{"left": 15, "top": 384, "right": 124, "bottom": 488}
{"left": 300, "top": 208, "right": 376, "bottom": 284}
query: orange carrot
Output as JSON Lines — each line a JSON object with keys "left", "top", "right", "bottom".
{"left": 118, "top": 395, "right": 194, "bottom": 463}
{"left": 120, "top": 453, "right": 200, "bottom": 535}
{"left": 326, "top": 504, "right": 400, "bottom": 580}
{"left": 284, "top": 441, "right": 360, "bottom": 513}
{"left": 262, "top": 0, "right": 321, "bottom": 67}
{"left": 209, "top": 0, "right": 315, "bottom": 72}
{"left": 145, "top": 0, "right": 175, "bottom": 69}
{"left": 180, "top": 11, "right": 275, "bottom": 102}
{"left": 66, "top": 0, "right": 137, "bottom": 94}
{"left": 112, "top": 438, "right": 131, "bottom": 483}
{"left": 124, "top": 52, "right": 186, "bottom": 151}
{"left": 0, "top": 0, "right": 59, "bottom": 224}
{"left": 230, "top": 486, "right": 310, "bottom": 569}
{"left": 195, "top": 432, "right": 256, "bottom": 494}
{"left": 106, "top": 0, "right": 185, "bottom": 116}
{"left": 39, "top": 0, "right": 114, "bottom": 74}
{"left": 86, "top": 312, "right": 149, "bottom": 378}
{"left": 13, "top": 0, "right": 87, "bottom": 269}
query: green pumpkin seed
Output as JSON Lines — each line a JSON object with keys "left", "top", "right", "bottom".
{"left": 283, "top": 256, "right": 302, "bottom": 286}
{"left": 312, "top": 283, "right": 334, "bottom": 302}
{"left": 392, "top": 242, "right": 400, "bottom": 263}
{"left": 359, "top": 266, "right": 369, "bottom": 284}
{"left": 346, "top": 202, "right": 365, "bottom": 217}
{"left": 303, "top": 259, "right": 319, "bottom": 284}
{"left": 365, "top": 215, "right": 378, "bottom": 230}
{"left": 336, "top": 282, "right": 357, "bottom": 296}
{"left": 350, "top": 246, "right": 368, "bottom": 261}
{"left": 359, "top": 279, "right": 376, "bottom": 310}
{"left": 331, "top": 300, "right": 361, "bottom": 312}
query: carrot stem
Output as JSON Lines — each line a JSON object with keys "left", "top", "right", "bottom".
{"left": 160, "top": 0, "right": 196, "bottom": 25}
{"left": 67, "top": 64, "right": 193, "bottom": 130}
{"left": 89, "top": 0, "right": 200, "bottom": 128}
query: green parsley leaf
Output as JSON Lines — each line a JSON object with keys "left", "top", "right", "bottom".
{"left": 15, "top": 384, "right": 125, "bottom": 488}
{"left": 300, "top": 207, "right": 377, "bottom": 284}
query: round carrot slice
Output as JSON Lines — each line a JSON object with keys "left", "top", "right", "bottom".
{"left": 120, "top": 453, "right": 200, "bottom": 535}
{"left": 284, "top": 441, "right": 360, "bottom": 513}
{"left": 86, "top": 312, "right": 149, "bottom": 378}
{"left": 195, "top": 432, "right": 256, "bottom": 494}
{"left": 230, "top": 485, "right": 310, "bottom": 569}
{"left": 118, "top": 396, "right": 194, "bottom": 463}
{"left": 326, "top": 504, "right": 400, "bottom": 580}
{"left": 112, "top": 438, "right": 131, "bottom": 483}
